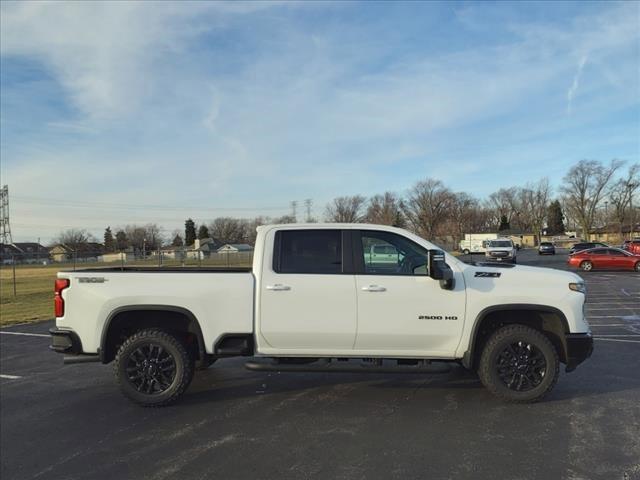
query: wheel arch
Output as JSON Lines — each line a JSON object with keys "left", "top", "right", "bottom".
{"left": 100, "top": 305, "right": 206, "bottom": 364}
{"left": 462, "top": 304, "right": 570, "bottom": 370}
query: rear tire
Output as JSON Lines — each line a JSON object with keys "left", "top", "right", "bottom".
{"left": 580, "top": 261, "right": 593, "bottom": 271}
{"left": 478, "top": 325, "right": 559, "bottom": 403}
{"left": 114, "top": 329, "right": 195, "bottom": 407}
{"left": 635, "top": 262, "right": 640, "bottom": 272}
{"left": 463, "top": 249, "right": 470, "bottom": 255}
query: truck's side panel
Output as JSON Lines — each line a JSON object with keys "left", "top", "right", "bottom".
{"left": 56, "top": 272, "right": 254, "bottom": 354}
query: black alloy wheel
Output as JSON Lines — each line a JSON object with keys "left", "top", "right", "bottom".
{"left": 114, "top": 329, "right": 194, "bottom": 407}
{"left": 125, "top": 343, "right": 177, "bottom": 395}
{"left": 495, "top": 341, "right": 546, "bottom": 392}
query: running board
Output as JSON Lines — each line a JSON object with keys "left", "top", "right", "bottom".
{"left": 245, "top": 359, "right": 451, "bottom": 374}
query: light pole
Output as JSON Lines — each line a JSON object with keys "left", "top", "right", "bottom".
{"left": 629, "top": 182, "right": 638, "bottom": 240}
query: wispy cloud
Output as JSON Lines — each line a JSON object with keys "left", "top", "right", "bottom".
{"left": 567, "top": 54, "right": 589, "bottom": 115}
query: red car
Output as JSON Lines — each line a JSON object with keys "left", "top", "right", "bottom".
{"left": 622, "top": 239, "right": 640, "bottom": 255}
{"left": 568, "top": 247, "right": 640, "bottom": 272}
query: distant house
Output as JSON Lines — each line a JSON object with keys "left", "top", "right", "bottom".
{"left": 49, "top": 243, "right": 105, "bottom": 262}
{"left": 155, "top": 245, "right": 185, "bottom": 260}
{"left": 13, "top": 242, "right": 49, "bottom": 262}
{"left": 186, "top": 238, "right": 219, "bottom": 259}
{"left": 102, "top": 251, "right": 135, "bottom": 263}
{"left": 217, "top": 243, "right": 254, "bottom": 253}
{"left": 0, "top": 244, "right": 22, "bottom": 264}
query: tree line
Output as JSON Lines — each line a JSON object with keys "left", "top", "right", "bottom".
{"left": 53, "top": 159, "right": 638, "bottom": 252}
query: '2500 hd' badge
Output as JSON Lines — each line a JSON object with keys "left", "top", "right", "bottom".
{"left": 418, "top": 315, "right": 458, "bottom": 320}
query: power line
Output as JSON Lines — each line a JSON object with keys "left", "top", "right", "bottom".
{"left": 12, "top": 195, "right": 290, "bottom": 212}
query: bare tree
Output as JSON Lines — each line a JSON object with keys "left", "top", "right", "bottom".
{"left": 448, "top": 192, "right": 492, "bottom": 244}
{"left": 325, "top": 195, "right": 367, "bottom": 223}
{"left": 53, "top": 229, "right": 94, "bottom": 249}
{"left": 209, "top": 217, "right": 247, "bottom": 244}
{"left": 486, "top": 187, "right": 518, "bottom": 229}
{"left": 608, "top": 163, "right": 640, "bottom": 239}
{"left": 521, "top": 178, "right": 551, "bottom": 244}
{"left": 402, "top": 179, "right": 454, "bottom": 239}
{"left": 124, "top": 224, "right": 163, "bottom": 252}
{"left": 365, "top": 192, "right": 404, "bottom": 227}
{"left": 561, "top": 159, "right": 624, "bottom": 239}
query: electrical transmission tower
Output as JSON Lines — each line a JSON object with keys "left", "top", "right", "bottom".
{"left": 290, "top": 201, "right": 298, "bottom": 222}
{"left": 304, "top": 199, "right": 313, "bottom": 222}
{"left": 1, "top": 185, "right": 12, "bottom": 245}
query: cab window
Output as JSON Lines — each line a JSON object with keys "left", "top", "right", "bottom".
{"left": 358, "top": 230, "right": 428, "bottom": 275}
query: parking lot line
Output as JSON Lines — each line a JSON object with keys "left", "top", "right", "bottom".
{"left": 0, "top": 374, "right": 22, "bottom": 380}
{"left": 0, "top": 332, "right": 49, "bottom": 338}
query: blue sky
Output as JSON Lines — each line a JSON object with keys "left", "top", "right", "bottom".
{"left": 1, "top": 1, "right": 638, "bottom": 242}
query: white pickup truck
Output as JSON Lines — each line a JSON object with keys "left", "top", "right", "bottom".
{"left": 50, "top": 224, "right": 593, "bottom": 406}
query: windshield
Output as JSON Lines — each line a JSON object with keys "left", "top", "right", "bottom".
{"left": 488, "top": 240, "right": 512, "bottom": 248}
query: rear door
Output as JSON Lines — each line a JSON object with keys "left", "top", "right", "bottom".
{"left": 258, "top": 229, "right": 357, "bottom": 351}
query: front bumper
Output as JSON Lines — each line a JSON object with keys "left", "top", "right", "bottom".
{"left": 565, "top": 332, "right": 594, "bottom": 372}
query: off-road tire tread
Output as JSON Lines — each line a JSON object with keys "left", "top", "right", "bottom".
{"left": 114, "top": 329, "right": 194, "bottom": 407}
{"left": 478, "top": 324, "right": 559, "bottom": 404}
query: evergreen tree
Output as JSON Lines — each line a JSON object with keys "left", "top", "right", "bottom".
{"left": 104, "top": 227, "right": 115, "bottom": 253}
{"left": 547, "top": 200, "right": 565, "bottom": 235}
{"left": 115, "top": 230, "right": 128, "bottom": 250}
{"left": 185, "top": 218, "right": 197, "bottom": 246}
{"left": 498, "top": 215, "right": 510, "bottom": 231}
{"left": 197, "top": 224, "right": 210, "bottom": 240}
{"left": 172, "top": 234, "right": 184, "bottom": 247}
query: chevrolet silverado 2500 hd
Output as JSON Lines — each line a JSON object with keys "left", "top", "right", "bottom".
{"left": 50, "top": 224, "right": 593, "bottom": 406}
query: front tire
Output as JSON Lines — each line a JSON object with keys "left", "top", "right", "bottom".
{"left": 478, "top": 325, "right": 559, "bottom": 403}
{"left": 114, "top": 329, "right": 195, "bottom": 407}
{"left": 635, "top": 262, "right": 640, "bottom": 272}
{"left": 463, "top": 249, "right": 470, "bottom": 255}
{"left": 580, "top": 261, "right": 593, "bottom": 271}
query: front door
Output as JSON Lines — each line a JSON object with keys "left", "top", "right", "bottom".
{"left": 353, "top": 230, "right": 466, "bottom": 357}
{"left": 259, "top": 229, "right": 357, "bottom": 352}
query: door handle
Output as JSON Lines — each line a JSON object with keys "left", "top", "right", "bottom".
{"left": 266, "top": 284, "right": 291, "bottom": 291}
{"left": 361, "top": 285, "right": 386, "bottom": 292}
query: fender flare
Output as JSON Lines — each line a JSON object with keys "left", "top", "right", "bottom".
{"left": 462, "top": 303, "right": 570, "bottom": 369}
{"left": 99, "top": 305, "right": 206, "bottom": 363}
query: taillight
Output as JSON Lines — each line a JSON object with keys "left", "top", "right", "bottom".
{"left": 54, "top": 279, "right": 70, "bottom": 317}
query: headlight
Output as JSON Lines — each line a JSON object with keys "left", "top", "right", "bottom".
{"left": 569, "top": 282, "right": 586, "bottom": 294}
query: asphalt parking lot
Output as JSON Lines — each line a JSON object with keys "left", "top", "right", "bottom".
{"left": 1, "top": 249, "right": 639, "bottom": 480}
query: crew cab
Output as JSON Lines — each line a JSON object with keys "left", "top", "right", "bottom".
{"left": 50, "top": 224, "right": 593, "bottom": 406}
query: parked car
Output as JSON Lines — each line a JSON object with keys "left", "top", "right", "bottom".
{"left": 538, "top": 242, "right": 556, "bottom": 255}
{"left": 51, "top": 223, "right": 592, "bottom": 406}
{"left": 622, "top": 239, "right": 640, "bottom": 255}
{"left": 569, "top": 242, "right": 609, "bottom": 255}
{"left": 567, "top": 247, "right": 640, "bottom": 272}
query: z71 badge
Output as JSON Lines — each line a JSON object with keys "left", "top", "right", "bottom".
{"left": 474, "top": 272, "right": 501, "bottom": 278}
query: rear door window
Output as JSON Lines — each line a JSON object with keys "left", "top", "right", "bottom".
{"left": 274, "top": 230, "right": 343, "bottom": 274}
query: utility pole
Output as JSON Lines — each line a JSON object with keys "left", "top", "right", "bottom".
{"left": 304, "top": 199, "right": 313, "bottom": 222}
{"left": 290, "top": 201, "right": 298, "bottom": 222}
{"left": 1, "top": 185, "right": 12, "bottom": 245}
{"left": 629, "top": 182, "right": 638, "bottom": 240}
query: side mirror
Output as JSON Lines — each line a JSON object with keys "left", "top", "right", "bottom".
{"left": 428, "top": 250, "right": 455, "bottom": 290}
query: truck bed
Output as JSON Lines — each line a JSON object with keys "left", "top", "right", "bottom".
{"left": 61, "top": 266, "right": 252, "bottom": 273}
